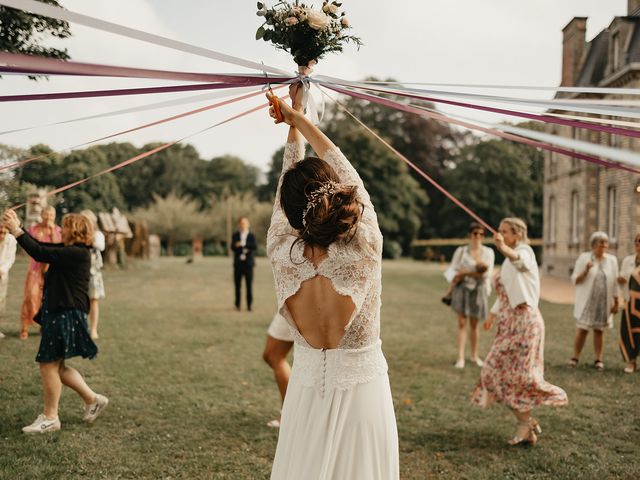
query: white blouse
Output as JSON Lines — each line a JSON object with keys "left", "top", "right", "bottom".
{"left": 444, "top": 245, "right": 495, "bottom": 296}
{"left": 571, "top": 252, "right": 619, "bottom": 322}
{"left": 618, "top": 254, "right": 638, "bottom": 302}
{"left": 491, "top": 243, "right": 540, "bottom": 313}
{"left": 267, "top": 141, "right": 383, "bottom": 350}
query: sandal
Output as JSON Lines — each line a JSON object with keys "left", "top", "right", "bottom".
{"left": 530, "top": 418, "right": 542, "bottom": 434}
{"left": 508, "top": 421, "right": 538, "bottom": 446}
{"left": 568, "top": 358, "right": 579, "bottom": 368}
{"left": 594, "top": 360, "right": 604, "bottom": 371}
{"left": 623, "top": 361, "right": 636, "bottom": 374}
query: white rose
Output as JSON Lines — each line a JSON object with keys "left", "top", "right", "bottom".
{"left": 305, "top": 9, "right": 330, "bottom": 30}
{"left": 341, "top": 17, "right": 349, "bottom": 27}
{"left": 285, "top": 16, "right": 299, "bottom": 26}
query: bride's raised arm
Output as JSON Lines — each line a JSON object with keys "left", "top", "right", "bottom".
{"left": 268, "top": 85, "right": 375, "bottom": 224}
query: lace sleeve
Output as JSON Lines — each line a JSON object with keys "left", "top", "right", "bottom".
{"left": 267, "top": 141, "right": 306, "bottom": 251}
{"left": 322, "top": 147, "right": 382, "bottom": 253}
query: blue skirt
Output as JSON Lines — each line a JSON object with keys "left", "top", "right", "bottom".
{"left": 36, "top": 300, "right": 98, "bottom": 363}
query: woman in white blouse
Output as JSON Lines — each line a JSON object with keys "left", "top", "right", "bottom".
{"left": 444, "top": 222, "right": 495, "bottom": 368}
{"left": 618, "top": 233, "right": 640, "bottom": 373}
{"left": 570, "top": 232, "right": 620, "bottom": 371}
{"left": 471, "top": 218, "right": 567, "bottom": 445}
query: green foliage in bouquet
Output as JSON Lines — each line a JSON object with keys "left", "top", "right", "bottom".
{"left": 256, "top": 1, "right": 362, "bottom": 68}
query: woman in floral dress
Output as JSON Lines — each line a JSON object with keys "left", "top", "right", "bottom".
{"left": 471, "top": 218, "right": 568, "bottom": 445}
{"left": 19, "top": 206, "right": 62, "bottom": 339}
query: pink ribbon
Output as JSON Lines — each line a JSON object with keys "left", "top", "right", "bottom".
{"left": 10, "top": 96, "right": 288, "bottom": 210}
{"left": 1, "top": 86, "right": 284, "bottom": 173}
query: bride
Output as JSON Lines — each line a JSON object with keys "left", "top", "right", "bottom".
{"left": 267, "top": 84, "right": 399, "bottom": 479}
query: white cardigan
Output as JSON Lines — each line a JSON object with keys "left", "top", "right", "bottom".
{"left": 491, "top": 243, "right": 540, "bottom": 313}
{"left": 571, "top": 252, "right": 619, "bottom": 322}
{"left": 618, "top": 254, "right": 638, "bottom": 302}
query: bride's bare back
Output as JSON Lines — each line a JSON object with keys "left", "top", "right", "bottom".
{"left": 285, "top": 245, "right": 355, "bottom": 349}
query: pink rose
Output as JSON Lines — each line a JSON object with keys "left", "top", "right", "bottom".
{"left": 341, "top": 17, "right": 350, "bottom": 27}
{"left": 285, "top": 16, "right": 299, "bottom": 26}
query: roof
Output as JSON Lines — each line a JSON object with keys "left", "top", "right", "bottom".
{"left": 575, "top": 30, "right": 609, "bottom": 86}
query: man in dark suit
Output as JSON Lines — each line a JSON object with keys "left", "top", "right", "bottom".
{"left": 232, "top": 217, "right": 257, "bottom": 311}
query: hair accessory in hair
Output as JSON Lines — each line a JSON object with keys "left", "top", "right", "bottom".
{"left": 302, "top": 180, "right": 340, "bottom": 227}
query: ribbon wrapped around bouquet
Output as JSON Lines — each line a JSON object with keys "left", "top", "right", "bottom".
{"left": 257, "top": 1, "right": 360, "bottom": 122}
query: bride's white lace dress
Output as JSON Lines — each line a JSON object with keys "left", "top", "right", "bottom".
{"left": 268, "top": 141, "right": 399, "bottom": 480}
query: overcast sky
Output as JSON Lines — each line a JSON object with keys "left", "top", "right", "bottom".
{"left": 0, "top": 0, "right": 628, "bottom": 173}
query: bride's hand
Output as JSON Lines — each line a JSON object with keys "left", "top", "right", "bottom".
{"left": 289, "top": 83, "right": 304, "bottom": 112}
{"left": 267, "top": 92, "right": 299, "bottom": 126}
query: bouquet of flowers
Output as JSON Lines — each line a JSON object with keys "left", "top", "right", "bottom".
{"left": 256, "top": 1, "right": 362, "bottom": 72}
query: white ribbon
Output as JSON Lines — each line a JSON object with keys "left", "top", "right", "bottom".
{"left": 411, "top": 104, "right": 640, "bottom": 168}
{"left": 0, "top": 0, "right": 289, "bottom": 75}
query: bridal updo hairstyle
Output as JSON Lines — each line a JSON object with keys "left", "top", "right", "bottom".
{"left": 280, "top": 157, "right": 363, "bottom": 249}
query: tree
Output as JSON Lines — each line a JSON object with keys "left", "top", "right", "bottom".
{"left": 439, "top": 138, "right": 544, "bottom": 238}
{"left": 194, "top": 155, "right": 261, "bottom": 207}
{"left": 323, "top": 124, "right": 427, "bottom": 254}
{"left": 18, "top": 145, "right": 125, "bottom": 213}
{"left": 322, "top": 78, "right": 470, "bottom": 237}
{"left": 0, "top": 144, "right": 30, "bottom": 210}
{"left": 133, "top": 192, "right": 210, "bottom": 256}
{"left": 0, "top": 0, "right": 71, "bottom": 79}
{"left": 208, "top": 191, "right": 273, "bottom": 248}
{"left": 258, "top": 146, "right": 284, "bottom": 202}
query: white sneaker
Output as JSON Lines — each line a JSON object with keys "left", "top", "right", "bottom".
{"left": 83, "top": 394, "right": 109, "bottom": 423}
{"left": 471, "top": 357, "right": 484, "bottom": 367}
{"left": 22, "top": 414, "right": 61, "bottom": 434}
{"left": 454, "top": 359, "right": 465, "bottom": 369}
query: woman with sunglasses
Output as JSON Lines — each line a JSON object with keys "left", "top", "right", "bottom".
{"left": 618, "top": 233, "right": 640, "bottom": 373}
{"left": 444, "top": 222, "right": 495, "bottom": 368}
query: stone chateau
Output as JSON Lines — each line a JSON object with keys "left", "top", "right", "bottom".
{"left": 543, "top": 0, "right": 640, "bottom": 278}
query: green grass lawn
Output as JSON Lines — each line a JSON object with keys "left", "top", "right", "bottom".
{"left": 0, "top": 256, "right": 638, "bottom": 479}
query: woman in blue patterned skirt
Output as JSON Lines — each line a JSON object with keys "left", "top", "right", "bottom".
{"left": 3, "top": 209, "right": 109, "bottom": 434}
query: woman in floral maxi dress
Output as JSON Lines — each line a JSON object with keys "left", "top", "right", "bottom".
{"left": 471, "top": 218, "right": 568, "bottom": 445}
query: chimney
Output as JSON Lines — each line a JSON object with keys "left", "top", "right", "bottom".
{"left": 561, "top": 17, "right": 587, "bottom": 87}
{"left": 629, "top": 0, "right": 640, "bottom": 16}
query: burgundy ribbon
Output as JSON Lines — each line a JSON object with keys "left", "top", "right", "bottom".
{"left": 0, "top": 51, "right": 293, "bottom": 84}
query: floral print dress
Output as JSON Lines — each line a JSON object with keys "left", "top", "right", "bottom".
{"left": 471, "top": 274, "right": 568, "bottom": 411}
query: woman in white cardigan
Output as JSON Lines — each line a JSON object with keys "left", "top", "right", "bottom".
{"left": 444, "top": 222, "right": 495, "bottom": 368}
{"left": 569, "top": 232, "right": 620, "bottom": 371}
{"left": 471, "top": 218, "right": 567, "bottom": 446}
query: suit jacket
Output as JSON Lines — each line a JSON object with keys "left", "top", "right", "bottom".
{"left": 231, "top": 231, "right": 257, "bottom": 267}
